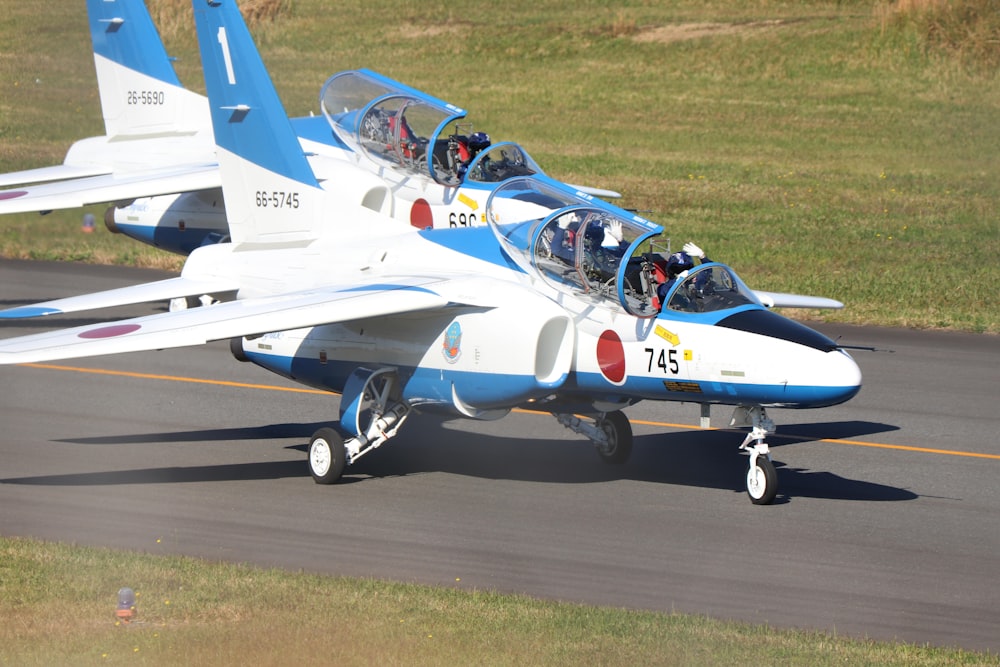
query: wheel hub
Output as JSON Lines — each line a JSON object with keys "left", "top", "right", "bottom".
{"left": 310, "top": 440, "right": 332, "bottom": 476}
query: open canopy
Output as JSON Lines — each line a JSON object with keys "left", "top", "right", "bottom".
{"left": 486, "top": 178, "right": 663, "bottom": 317}
{"left": 320, "top": 69, "right": 544, "bottom": 187}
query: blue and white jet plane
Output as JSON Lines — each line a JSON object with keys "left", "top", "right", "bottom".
{"left": 0, "top": 0, "right": 225, "bottom": 255}
{"left": 0, "top": 0, "right": 618, "bottom": 260}
{"left": 0, "top": 0, "right": 862, "bottom": 504}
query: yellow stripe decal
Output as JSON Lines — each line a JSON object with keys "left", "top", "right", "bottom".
{"left": 458, "top": 193, "right": 478, "bottom": 211}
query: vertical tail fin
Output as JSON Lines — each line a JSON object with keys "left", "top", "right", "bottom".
{"left": 192, "top": 0, "right": 324, "bottom": 244}
{"left": 87, "top": 0, "right": 209, "bottom": 139}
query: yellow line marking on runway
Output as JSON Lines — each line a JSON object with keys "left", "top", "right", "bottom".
{"left": 23, "top": 363, "right": 330, "bottom": 395}
{"left": 21, "top": 363, "right": 1000, "bottom": 461}
{"left": 625, "top": 417, "right": 1000, "bottom": 461}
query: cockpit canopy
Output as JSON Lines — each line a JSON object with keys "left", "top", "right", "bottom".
{"left": 320, "top": 69, "right": 542, "bottom": 187}
{"left": 487, "top": 178, "right": 663, "bottom": 317}
{"left": 663, "top": 264, "right": 762, "bottom": 314}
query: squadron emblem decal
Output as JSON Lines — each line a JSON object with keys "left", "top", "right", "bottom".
{"left": 442, "top": 321, "right": 462, "bottom": 363}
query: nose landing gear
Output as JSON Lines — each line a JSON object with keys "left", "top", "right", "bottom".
{"left": 732, "top": 405, "right": 778, "bottom": 505}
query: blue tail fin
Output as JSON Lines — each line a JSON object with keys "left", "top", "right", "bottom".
{"left": 87, "top": 0, "right": 208, "bottom": 138}
{"left": 193, "top": 0, "right": 323, "bottom": 243}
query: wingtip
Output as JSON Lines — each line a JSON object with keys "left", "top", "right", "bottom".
{"left": 0, "top": 306, "right": 62, "bottom": 319}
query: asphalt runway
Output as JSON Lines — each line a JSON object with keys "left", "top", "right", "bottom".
{"left": 1, "top": 259, "right": 998, "bottom": 651}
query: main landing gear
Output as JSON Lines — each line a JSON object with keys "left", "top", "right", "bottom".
{"left": 304, "top": 374, "right": 778, "bottom": 505}
{"left": 555, "top": 410, "right": 633, "bottom": 464}
{"left": 308, "top": 368, "right": 410, "bottom": 484}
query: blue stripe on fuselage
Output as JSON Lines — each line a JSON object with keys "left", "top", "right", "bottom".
{"left": 114, "top": 223, "right": 225, "bottom": 256}
{"left": 567, "top": 370, "right": 860, "bottom": 409}
{"left": 290, "top": 116, "right": 351, "bottom": 151}
{"left": 243, "top": 350, "right": 556, "bottom": 410}
{"left": 243, "top": 349, "right": 855, "bottom": 412}
{"left": 417, "top": 226, "right": 524, "bottom": 272}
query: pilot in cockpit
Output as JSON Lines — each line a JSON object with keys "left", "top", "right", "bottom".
{"left": 657, "top": 242, "right": 710, "bottom": 308}
{"left": 456, "top": 131, "right": 491, "bottom": 179}
{"left": 551, "top": 212, "right": 582, "bottom": 265}
{"left": 551, "top": 214, "right": 632, "bottom": 285}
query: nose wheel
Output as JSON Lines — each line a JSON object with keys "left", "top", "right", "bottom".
{"left": 745, "top": 445, "right": 777, "bottom": 505}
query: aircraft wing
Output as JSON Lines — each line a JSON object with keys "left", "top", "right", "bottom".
{"left": 0, "top": 276, "right": 455, "bottom": 365}
{"left": 0, "top": 164, "right": 113, "bottom": 189}
{"left": 754, "top": 290, "right": 844, "bottom": 309}
{"left": 0, "top": 164, "right": 221, "bottom": 214}
{"left": 0, "top": 275, "right": 241, "bottom": 319}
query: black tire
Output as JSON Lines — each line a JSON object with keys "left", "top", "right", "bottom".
{"left": 595, "top": 410, "right": 633, "bottom": 465}
{"left": 309, "top": 427, "right": 347, "bottom": 484}
{"left": 746, "top": 455, "right": 778, "bottom": 505}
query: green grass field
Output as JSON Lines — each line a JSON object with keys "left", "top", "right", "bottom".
{"left": 1, "top": 1, "right": 999, "bottom": 663}
{"left": 3, "top": 536, "right": 997, "bottom": 666}
{"left": 1, "top": 0, "right": 997, "bottom": 330}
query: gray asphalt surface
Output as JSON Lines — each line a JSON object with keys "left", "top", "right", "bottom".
{"left": 1, "top": 259, "right": 998, "bottom": 651}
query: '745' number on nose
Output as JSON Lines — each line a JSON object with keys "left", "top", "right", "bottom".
{"left": 645, "top": 347, "right": 679, "bottom": 374}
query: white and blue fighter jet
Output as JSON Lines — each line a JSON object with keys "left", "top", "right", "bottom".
{"left": 0, "top": 0, "right": 617, "bottom": 259}
{"left": 0, "top": 0, "right": 862, "bottom": 505}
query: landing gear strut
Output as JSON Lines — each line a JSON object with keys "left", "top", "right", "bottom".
{"left": 307, "top": 368, "right": 410, "bottom": 484}
{"left": 555, "top": 410, "right": 634, "bottom": 464}
{"left": 731, "top": 405, "right": 778, "bottom": 505}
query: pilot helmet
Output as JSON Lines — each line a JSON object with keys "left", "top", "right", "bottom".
{"left": 583, "top": 221, "right": 606, "bottom": 248}
{"left": 666, "top": 251, "right": 694, "bottom": 277}
{"left": 468, "top": 132, "right": 491, "bottom": 152}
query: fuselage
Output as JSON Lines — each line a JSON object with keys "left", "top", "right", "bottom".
{"left": 223, "top": 224, "right": 861, "bottom": 417}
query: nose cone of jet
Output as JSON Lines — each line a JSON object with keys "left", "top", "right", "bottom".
{"left": 816, "top": 348, "right": 863, "bottom": 407}
{"left": 715, "top": 309, "right": 862, "bottom": 408}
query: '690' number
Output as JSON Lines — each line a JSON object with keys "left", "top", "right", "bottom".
{"left": 449, "top": 212, "right": 477, "bottom": 227}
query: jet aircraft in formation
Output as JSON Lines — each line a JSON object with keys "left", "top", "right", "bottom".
{"left": 0, "top": 0, "right": 862, "bottom": 504}
{"left": 0, "top": 0, "right": 618, "bottom": 263}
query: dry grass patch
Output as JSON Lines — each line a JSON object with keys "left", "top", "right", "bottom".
{"left": 633, "top": 20, "right": 790, "bottom": 44}
{"left": 148, "top": 0, "right": 291, "bottom": 39}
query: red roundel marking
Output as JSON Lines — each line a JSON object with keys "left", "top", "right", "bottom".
{"left": 410, "top": 198, "right": 433, "bottom": 229}
{"left": 0, "top": 191, "right": 28, "bottom": 201}
{"left": 78, "top": 324, "right": 142, "bottom": 339}
{"left": 597, "top": 329, "right": 626, "bottom": 384}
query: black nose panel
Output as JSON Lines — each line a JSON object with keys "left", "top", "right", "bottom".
{"left": 716, "top": 310, "right": 837, "bottom": 352}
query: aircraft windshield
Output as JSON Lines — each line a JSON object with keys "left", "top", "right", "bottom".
{"left": 487, "top": 178, "right": 663, "bottom": 317}
{"left": 665, "top": 264, "right": 761, "bottom": 313}
{"left": 465, "top": 142, "right": 541, "bottom": 183}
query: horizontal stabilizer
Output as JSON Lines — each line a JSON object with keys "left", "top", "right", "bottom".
{"left": 754, "top": 291, "right": 844, "bottom": 309}
{"left": 0, "top": 164, "right": 221, "bottom": 214}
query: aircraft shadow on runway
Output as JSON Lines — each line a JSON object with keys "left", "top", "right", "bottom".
{"left": 0, "top": 298, "right": 166, "bottom": 333}
{"left": 1, "top": 417, "right": 915, "bottom": 503}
